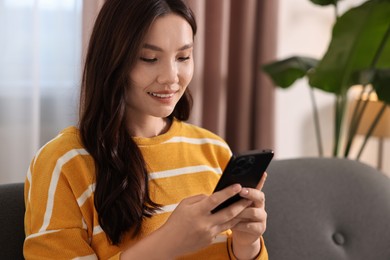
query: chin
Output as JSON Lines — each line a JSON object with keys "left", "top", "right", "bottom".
{"left": 154, "top": 108, "right": 175, "bottom": 118}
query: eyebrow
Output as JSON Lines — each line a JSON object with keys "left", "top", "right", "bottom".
{"left": 142, "top": 43, "right": 193, "bottom": 52}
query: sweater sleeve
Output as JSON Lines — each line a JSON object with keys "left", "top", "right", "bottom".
{"left": 21, "top": 128, "right": 126, "bottom": 260}
{"left": 227, "top": 236, "right": 268, "bottom": 260}
{"left": 24, "top": 157, "right": 99, "bottom": 259}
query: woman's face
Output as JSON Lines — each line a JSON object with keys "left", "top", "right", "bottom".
{"left": 127, "top": 14, "right": 194, "bottom": 120}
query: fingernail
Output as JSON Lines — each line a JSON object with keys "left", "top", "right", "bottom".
{"left": 232, "top": 184, "right": 242, "bottom": 192}
{"left": 240, "top": 188, "right": 249, "bottom": 196}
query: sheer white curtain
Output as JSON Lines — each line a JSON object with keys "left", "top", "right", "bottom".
{"left": 0, "top": 0, "right": 83, "bottom": 184}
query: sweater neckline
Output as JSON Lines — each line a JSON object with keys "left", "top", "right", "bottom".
{"left": 133, "top": 118, "right": 181, "bottom": 146}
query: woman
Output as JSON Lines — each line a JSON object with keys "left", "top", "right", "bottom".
{"left": 24, "top": 0, "right": 268, "bottom": 259}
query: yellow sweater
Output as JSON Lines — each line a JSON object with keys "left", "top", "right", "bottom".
{"left": 24, "top": 119, "right": 268, "bottom": 259}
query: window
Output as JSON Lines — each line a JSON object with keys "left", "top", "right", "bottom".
{"left": 0, "top": 0, "right": 83, "bottom": 183}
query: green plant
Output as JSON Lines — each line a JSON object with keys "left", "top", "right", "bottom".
{"left": 263, "top": 0, "right": 390, "bottom": 158}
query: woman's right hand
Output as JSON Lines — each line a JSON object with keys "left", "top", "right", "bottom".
{"left": 158, "top": 183, "right": 252, "bottom": 258}
{"left": 120, "top": 184, "right": 251, "bottom": 260}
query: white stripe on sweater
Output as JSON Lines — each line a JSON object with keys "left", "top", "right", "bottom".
{"left": 149, "top": 165, "right": 222, "bottom": 180}
{"left": 163, "top": 136, "right": 231, "bottom": 151}
{"left": 155, "top": 203, "right": 179, "bottom": 214}
{"left": 25, "top": 229, "right": 60, "bottom": 240}
{"left": 74, "top": 165, "right": 222, "bottom": 210}
{"left": 72, "top": 254, "right": 98, "bottom": 260}
{"left": 32, "top": 133, "right": 64, "bottom": 167}
{"left": 77, "top": 183, "right": 96, "bottom": 207}
{"left": 39, "top": 149, "right": 89, "bottom": 233}
{"left": 213, "top": 234, "right": 228, "bottom": 244}
{"left": 27, "top": 133, "right": 64, "bottom": 202}
{"left": 93, "top": 225, "right": 104, "bottom": 236}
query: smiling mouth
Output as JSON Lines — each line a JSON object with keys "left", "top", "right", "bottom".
{"left": 147, "top": 92, "right": 175, "bottom": 98}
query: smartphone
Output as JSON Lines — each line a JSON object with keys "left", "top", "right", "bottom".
{"left": 211, "top": 149, "right": 274, "bottom": 213}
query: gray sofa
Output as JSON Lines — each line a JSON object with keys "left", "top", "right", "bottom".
{"left": 1, "top": 157, "right": 390, "bottom": 259}
{"left": 263, "top": 157, "right": 390, "bottom": 260}
{"left": 0, "top": 182, "right": 24, "bottom": 259}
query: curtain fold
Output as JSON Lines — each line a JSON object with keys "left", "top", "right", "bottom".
{"left": 225, "top": 0, "right": 258, "bottom": 152}
{"left": 187, "top": 0, "right": 278, "bottom": 153}
{"left": 199, "top": 0, "right": 230, "bottom": 137}
{"left": 254, "top": 0, "right": 278, "bottom": 150}
{"left": 82, "top": 0, "right": 106, "bottom": 61}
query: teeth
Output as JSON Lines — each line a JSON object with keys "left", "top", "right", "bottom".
{"left": 148, "top": 92, "right": 174, "bottom": 98}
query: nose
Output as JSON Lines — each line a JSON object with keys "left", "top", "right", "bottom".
{"left": 157, "top": 60, "right": 179, "bottom": 85}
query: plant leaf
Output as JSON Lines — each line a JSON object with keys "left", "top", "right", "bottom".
{"left": 351, "top": 68, "right": 376, "bottom": 86}
{"left": 308, "top": 0, "right": 390, "bottom": 94}
{"left": 372, "top": 69, "right": 390, "bottom": 104}
{"left": 309, "top": 0, "right": 339, "bottom": 6}
{"left": 262, "top": 56, "right": 318, "bottom": 88}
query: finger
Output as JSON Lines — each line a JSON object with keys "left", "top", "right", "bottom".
{"left": 211, "top": 198, "right": 252, "bottom": 223}
{"left": 256, "top": 172, "right": 268, "bottom": 190}
{"left": 232, "top": 221, "right": 266, "bottom": 236}
{"left": 204, "top": 184, "right": 242, "bottom": 212}
{"left": 239, "top": 188, "right": 265, "bottom": 208}
{"left": 182, "top": 194, "right": 208, "bottom": 205}
{"left": 213, "top": 217, "right": 242, "bottom": 234}
{"left": 233, "top": 207, "right": 266, "bottom": 222}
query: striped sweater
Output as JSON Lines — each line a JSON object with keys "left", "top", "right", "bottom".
{"left": 24, "top": 118, "right": 268, "bottom": 259}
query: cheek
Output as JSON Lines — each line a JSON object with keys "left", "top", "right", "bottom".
{"left": 129, "top": 65, "right": 155, "bottom": 88}
{"left": 129, "top": 68, "right": 141, "bottom": 87}
{"left": 180, "top": 62, "right": 194, "bottom": 85}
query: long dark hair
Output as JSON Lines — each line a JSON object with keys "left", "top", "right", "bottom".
{"left": 79, "top": 0, "right": 196, "bottom": 245}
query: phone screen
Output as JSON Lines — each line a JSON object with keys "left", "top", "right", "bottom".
{"left": 211, "top": 149, "right": 274, "bottom": 213}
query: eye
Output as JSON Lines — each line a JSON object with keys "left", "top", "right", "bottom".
{"left": 178, "top": 56, "right": 190, "bottom": 62}
{"left": 140, "top": 57, "right": 158, "bottom": 63}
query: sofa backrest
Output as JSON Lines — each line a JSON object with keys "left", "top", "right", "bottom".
{"left": 263, "top": 157, "right": 390, "bottom": 260}
{"left": 0, "top": 182, "right": 25, "bottom": 260}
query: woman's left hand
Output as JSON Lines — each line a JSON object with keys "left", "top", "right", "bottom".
{"left": 231, "top": 172, "right": 267, "bottom": 257}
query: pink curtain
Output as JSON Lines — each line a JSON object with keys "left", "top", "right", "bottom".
{"left": 82, "top": 0, "right": 279, "bottom": 153}
{"left": 82, "top": 0, "right": 106, "bottom": 61}
{"left": 186, "top": 0, "right": 278, "bottom": 153}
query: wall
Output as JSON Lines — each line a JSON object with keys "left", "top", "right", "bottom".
{"left": 274, "top": 0, "right": 390, "bottom": 175}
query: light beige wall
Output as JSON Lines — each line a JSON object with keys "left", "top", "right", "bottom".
{"left": 274, "top": 0, "right": 390, "bottom": 175}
